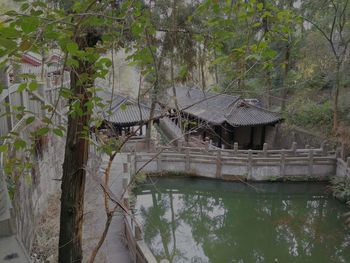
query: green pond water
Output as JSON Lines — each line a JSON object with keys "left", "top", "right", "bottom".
{"left": 133, "top": 177, "right": 350, "bottom": 263}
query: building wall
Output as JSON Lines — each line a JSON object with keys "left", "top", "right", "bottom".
{"left": 252, "top": 125, "right": 263, "bottom": 148}
{"left": 234, "top": 126, "right": 252, "bottom": 149}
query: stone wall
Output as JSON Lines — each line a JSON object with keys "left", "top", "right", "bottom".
{"left": 6, "top": 119, "right": 64, "bottom": 251}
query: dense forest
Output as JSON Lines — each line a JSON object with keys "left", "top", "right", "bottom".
{"left": 140, "top": 0, "right": 350, "bottom": 139}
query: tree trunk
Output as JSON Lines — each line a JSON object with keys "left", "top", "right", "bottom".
{"left": 280, "top": 43, "right": 291, "bottom": 112}
{"left": 261, "top": 0, "right": 272, "bottom": 108}
{"left": 333, "top": 62, "right": 341, "bottom": 133}
{"left": 200, "top": 47, "right": 206, "bottom": 90}
{"left": 265, "top": 70, "right": 272, "bottom": 108}
{"left": 214, "top": 50, "right": 219, "bottom": 84}
{"left": 58, "top": 35, "right": 97, "bottom": 263}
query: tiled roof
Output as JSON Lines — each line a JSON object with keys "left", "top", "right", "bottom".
{"left": 96, "top": 90, "right": 127, "bottom": 113}
{"left": 161, "top": 86, "right": 281, "bottom": 126}
{"left": 97, "top": 90, "right": 162, "bottom": 126}
{"left": 108, "top": 103, "right": 162, "bottom": 126}
{"left": 162, "top": 86, "right": 240, "bottom": 125}
{"left": 226, "top": 101, "right": 281, "bottom": 126}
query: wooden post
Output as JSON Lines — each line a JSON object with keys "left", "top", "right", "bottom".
{"left": 122, "top": 177, "right": 128, "bottom": 191}
{"left": 133, "top": 151, "right": 137, "bottom": 176}
{"left": 123, "top": 163, "right": 128, "bottom": 173}
{"left": 233, "top": 142, "right": 238, "bottom": 155}
{"left": 263, "top": 143, "right": 268, "bottom": 157}
{"left": 320, "top": 141, "right": 327, "bottom": 156}
{"left": 308, "top": 149, "right": 314, "bottom": 178}
{"left": 185, "top": 148, "right": 190, "bottom": 171}
{"left": 291, "top": 142, "right": 297, "bottom": 156}
{"left": 177, "top": 139, "right": 182, "bottom": 152}
{"left": 281, "top": 149, "right": 286, "bottom": 177}
{"left": 247, "top": 149, "right": 252, "bottom": 180}
{"left": 216, "top": 149, "right": 222, "bottom": 178}
{"left": 157, "top": 153, "right": 162, "bottom": 172}
{"left": 135, "top": 225, "right": 142, "bottom": 241}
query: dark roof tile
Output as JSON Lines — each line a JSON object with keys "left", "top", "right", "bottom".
{"left": 162, "top": 86, "right": 281, "bottom": 126}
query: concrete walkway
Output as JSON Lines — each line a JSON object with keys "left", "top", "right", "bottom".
{"left": 83, "top": 153, "right": 131, "bottom": 263}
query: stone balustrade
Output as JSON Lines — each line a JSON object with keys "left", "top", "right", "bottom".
{"left": 132, "top": 143, "right": 337, "bottom": 181}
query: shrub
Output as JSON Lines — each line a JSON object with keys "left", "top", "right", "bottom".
{"left": 285, "top": 98, "right": 333, "bottom": 134}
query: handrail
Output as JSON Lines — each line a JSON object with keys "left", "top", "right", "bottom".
{"left": 156, "top": 145, "right": 328, "bottom": 157}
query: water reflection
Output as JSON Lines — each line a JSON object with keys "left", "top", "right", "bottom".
{"left": 134, "top": 178, "right": 350, "bottom": 263}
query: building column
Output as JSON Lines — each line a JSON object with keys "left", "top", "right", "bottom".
{"left": 218, "top": 126, "right": 222, "bottom": 148}
{"left": 249, "top": 126, "right": 255, "bottom": 149}
{"left": 261, "top": 125, "right": 266, "bottom": 149}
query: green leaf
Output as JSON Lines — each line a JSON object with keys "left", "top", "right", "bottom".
{"left": 53, "top": 128, "right": 64, "bottom": 137}
{"left": 20, "top": 2, "right": 30, "bottom": 11}
{"left": 59, "top": 87, "right": 73, "bottom": 99}
{"left": 131, "top": 23, "right": 143, "bottom": 36}
{"left": 4, "top": 10, "right": 17, "bottom": 17}
{"left": 36, "top": 127, "right": 49, "bottom": 136}
{"left": 66, "top": 42, "right": 79, "bottom": 54}
{"left": 21, "top": 16, "right": 39, "bottom": 33}
{"left": 98, "top": 58, "right": 112, "bottom": 68}
{"left": 14, "top": 139, "right": 26, "bottom": 150}
{"left": 0, "top": 27, "right": 21, "bottom": 38}
{"left": 25, "top": 116, "right": 35, "bottom": 125}
{"left": 0, "top": 38, "right": 17, "bottom": 49}
{"left": 17, "top": 83, "right": 27, "bottom": 92}
{"left": 120, "top": 104, "right": 127, "bottom": 110}
{"left": 0, "top": 144, "right": 8, "bottom": 152}
{"left": 66, "top": 58, "right": 79, "bottom": 68}
{"left": 28, "top": 82, "right": 39, "bottom": 92}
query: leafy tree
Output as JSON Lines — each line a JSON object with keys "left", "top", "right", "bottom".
{"left": 0, "top": 0, "right": 150, "bottom": 261}
{"left": 301, "top": 0, "right": 350, "bottom": 133}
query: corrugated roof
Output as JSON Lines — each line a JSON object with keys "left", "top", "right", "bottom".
{"left": 161, "top": 86, "right": 281, "bottom": 126}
